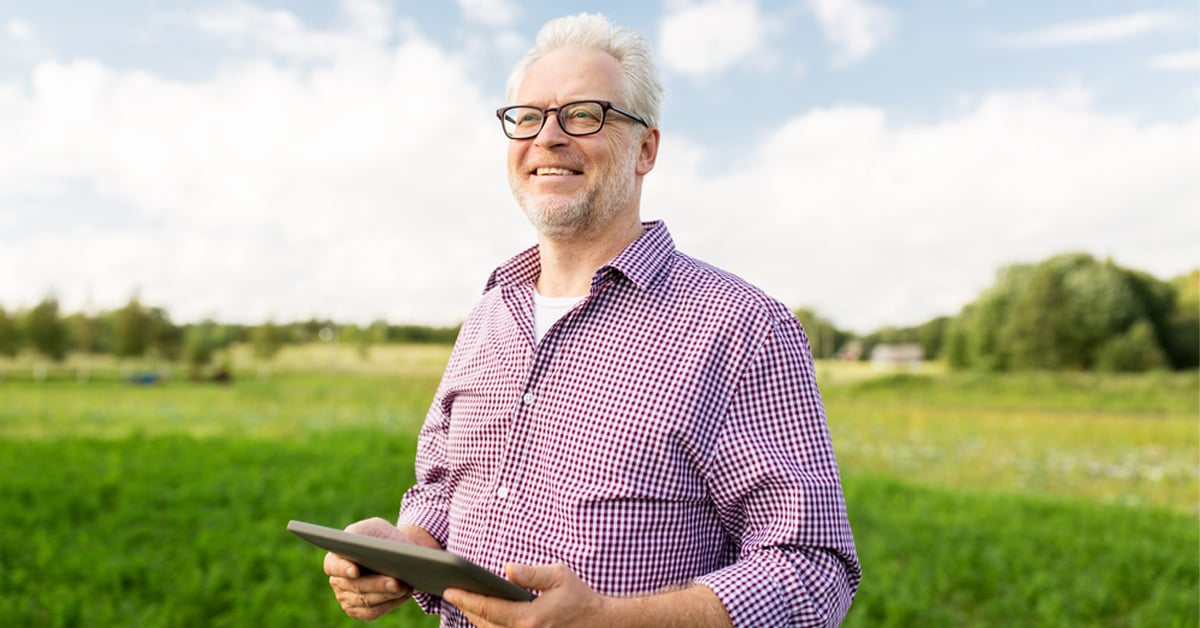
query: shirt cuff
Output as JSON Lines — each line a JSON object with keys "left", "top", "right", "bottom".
{"left": 395, "top": 507, "right": 450, "bottom": 615}
{"left": 396, "top": 506, "right": 449, "bottom": 547}
{"left": 693, "top": 549, "right": 791, "bottom": 627}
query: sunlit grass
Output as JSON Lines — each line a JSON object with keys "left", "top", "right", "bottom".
{"left": 3, "top": 348, "right": 1195, "bottom": 515}
{"left": 817, "top": 365, "right": 1198, "bottom": 515}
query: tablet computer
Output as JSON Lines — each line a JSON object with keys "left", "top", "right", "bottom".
{"left": 288, "top": 520, "right": 533, "bottom": 602}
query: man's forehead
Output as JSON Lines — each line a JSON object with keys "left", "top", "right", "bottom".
{"left": 514, "top": 47, "right": 624, "bottom": 105}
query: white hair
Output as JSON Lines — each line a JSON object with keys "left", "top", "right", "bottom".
{"left": 505, "top": 13, "right": 664, "bottom": 128}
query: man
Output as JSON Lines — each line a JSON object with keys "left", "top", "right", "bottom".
{"left": 325, "top": 13, "right": 860, "bottom": 627}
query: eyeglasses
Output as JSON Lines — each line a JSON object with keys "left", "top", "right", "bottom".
{"left": 496, "top": 100, "right": 648, "bottom": 140}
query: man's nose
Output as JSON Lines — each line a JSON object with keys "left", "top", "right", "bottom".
{"left": 533, "top": 111, "right": 569, "bottom": 146}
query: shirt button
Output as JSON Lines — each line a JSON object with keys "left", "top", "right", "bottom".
{"left": 522, "top": 392, "right": 535, "bottom": 405}
{"left": 496, "top": 485, "right": 509, "bottom": 499}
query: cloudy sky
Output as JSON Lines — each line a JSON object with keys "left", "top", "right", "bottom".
{"left": 2, "top": 0, "right": 1197, "bottom": 332}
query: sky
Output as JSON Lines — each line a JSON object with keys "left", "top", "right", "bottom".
{"left": 1, "top": 0, "right": 1197, "bottom": 333}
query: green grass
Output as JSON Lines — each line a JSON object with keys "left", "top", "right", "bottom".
{"left": 843, "top": 475, "right": 1197, "bottom": 627}
{"left": 0, "top": 433, "right": 440, "bottom": 627}
{"left": 820, "top": 367, "right": 1199, "bottom": 515}
{"left": 1, "top": 348, "right": 1197, "bottom": 626}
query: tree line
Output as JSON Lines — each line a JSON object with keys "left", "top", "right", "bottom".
{"left": 797, "top": 254, "right": 1198, "bottom": 372}
{"left": 2, "top": 253, "right": 1195, "bottom": 374}
{"left": 0, "top": 298, "right": 460, "bottom": 376}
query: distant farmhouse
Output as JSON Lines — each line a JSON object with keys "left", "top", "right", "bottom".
{"left": 836, "top": 341, "right": 863, "bottom": 362}
{"left": 870, "top": 343, "right": 924, "bottom": 370}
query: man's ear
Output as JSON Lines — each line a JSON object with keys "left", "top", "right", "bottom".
{"left": 635, "top": 127, "right": 660, "bottom": 176}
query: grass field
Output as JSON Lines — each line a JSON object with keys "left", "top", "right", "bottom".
{"left": 0, "top": 346, "right": 1196, "bottom": 626}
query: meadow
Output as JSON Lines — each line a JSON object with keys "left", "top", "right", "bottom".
{"left": 0, "top": 345, "right": 1196, "bottom": 627}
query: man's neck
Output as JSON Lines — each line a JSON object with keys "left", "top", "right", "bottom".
{"left": 535, "top": 217, "right": 643, "bottom": 297}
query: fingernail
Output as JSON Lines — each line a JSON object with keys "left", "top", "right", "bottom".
{"left": 385, "top": 579, "right": 399, "bottom": 592}
{"left": 346, "top": 566, "right": 358, "bottom": 578}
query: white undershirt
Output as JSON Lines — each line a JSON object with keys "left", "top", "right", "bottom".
{"left": 533, "top": 291, "right": 586, "bottom": 343}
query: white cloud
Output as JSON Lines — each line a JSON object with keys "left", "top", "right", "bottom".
{"left": 1, "top": 3, "right": 1197, "bottom": 335}
{"left": 457, "top": 0, "right": 520, "bottom": 29}
{"left": 337, "top": 0, "right": 393, "bottom": 44}
{"left": 188, "top": 0, "right": 396, "bottom": 59}
{"left": 805, "top": 0, "right": 894, "bottom": 66}
{"left": 1148, "top": 48, "right": 1200, "bottom": 71}
{"left": 6, "top": 19, "right": 34, "bottom": 42}
{"left": 4, "top": 18, "right": 53, "bottom": 64}
{"left": 0, "top": 3, "right": 528, "bottom": 325}
{"left": 645, "top": 87, "right": 1200, "bottom": 331}
{"left": 994, "top": 11, "right": 1186, "bottom": 48}
{"left": 658, "top": 0, "right": 772, "bottom": 77}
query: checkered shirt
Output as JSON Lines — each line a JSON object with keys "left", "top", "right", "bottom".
{"left": 398, "top": 221, "right": 861, "bottom": 627}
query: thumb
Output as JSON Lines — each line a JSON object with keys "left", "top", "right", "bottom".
{"left": 506, "top": 563, "right": 565, "bottom": 591}
{"left": 345, "top": 517, "right": 398, "bottom": 540}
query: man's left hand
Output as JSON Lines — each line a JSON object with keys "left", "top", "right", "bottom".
{"left": 443, "top": 562, "right": 607, "bottom": 628}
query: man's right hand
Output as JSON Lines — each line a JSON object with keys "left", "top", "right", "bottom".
{"left": 322, "top": 517, "right": 442, "bottom": 621}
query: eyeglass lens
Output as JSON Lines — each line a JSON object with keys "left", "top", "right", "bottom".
{"left": 503, "top": 102, "right": 606, "bottom": 138}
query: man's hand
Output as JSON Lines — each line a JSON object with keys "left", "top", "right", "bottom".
{"left": 444, "top": 562, "right": 607, "bottom": 628}
{"left": 322, "top": 517, "right": 441, "bottom": 621}
{"left": 445, "top": 562, "right": 733, "bottom": 628}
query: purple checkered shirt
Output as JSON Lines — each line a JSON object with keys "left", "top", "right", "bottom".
{"left": 398, "top": 221, "right": 860, "bottom": 627}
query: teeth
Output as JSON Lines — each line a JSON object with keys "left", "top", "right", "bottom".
{"left": 536, "top": 167, "right": 577, "bottom": 176}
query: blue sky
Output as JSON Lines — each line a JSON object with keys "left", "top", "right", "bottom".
{"left": 1, "top": 0, "right": 1197, "bottom": 332}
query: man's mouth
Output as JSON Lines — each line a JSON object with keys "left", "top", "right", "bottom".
{"left": 533, "top": 167, "right": 582, "bottom": 176}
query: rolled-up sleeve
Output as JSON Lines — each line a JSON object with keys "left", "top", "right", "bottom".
{"left": 396, "top": 399, "right": 453, "bottom": 614}
{"left": 694, "top": 317, "right": 861, "bottom": 627}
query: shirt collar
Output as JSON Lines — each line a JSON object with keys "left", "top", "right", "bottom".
{"left": 484, "top": 220, "right": 675, "bottom": 293}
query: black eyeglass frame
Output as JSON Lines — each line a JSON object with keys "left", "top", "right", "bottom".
{"left": 495, "top": 100, "right": 649, "bottom": 139}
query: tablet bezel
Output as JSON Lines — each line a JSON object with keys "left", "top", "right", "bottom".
{"left": 287, "top": 519, "right": 534, "bottom": 602}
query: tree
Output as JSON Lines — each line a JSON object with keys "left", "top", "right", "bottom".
{"left": 69, "top": 312, "right": 100, "bottom": 355}
{"left": 0, "top": 306, "right": 20, "bottom": 358}
{"left": 147, "top": 307, "right": 182, "bottom": 362}
{"left": 1001, "top": 264, "right": 1070, "bottom": 369}
{"left": 916, "top": 316, "right": 950, "bottom": 361}
{"left": 113, "top": 297, "right": 152, "bottom": 360}
{"left": 252, "top": 320, "right": 287, "bottom": 378}
{"left": 1165, "top": 270, "right": 1199, "bottom": 370}
{"left": 943, "top": 308, "right": 971, "bottom": 369}
{"left": 793, "top": 308, "right": 852, "bottom": 360}
{"left": 947, "top": 253, "right": 1186, "bottom": 372}
{"left": 182, "top": 321, "right": 217, "bottom": 378}
{"left": 1095, "top": 321, "right": 1168, "bottom": 372}
{"left": 27, "top": 297, "right": 69, "bottom": 363}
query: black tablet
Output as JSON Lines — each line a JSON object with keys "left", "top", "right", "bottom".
{"left": 287, "top": 520, "right": 534, "bottom": 602}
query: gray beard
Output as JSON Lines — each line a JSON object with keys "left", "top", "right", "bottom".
{"left": 511, "top": 143, "right": 639, "bottom": 239}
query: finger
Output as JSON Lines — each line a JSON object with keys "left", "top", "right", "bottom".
{"left": 323, "top": 551, "right": 360, "bottom": 578}
{"left": 345, "top": 516, "right": 397, "bottom": 539}
{"left": 332, "top": 579, "right": 411, "bottom": 608}
{"left": 364, "top": 597, "right": 408, "bottom": 618}
{"left": 444, "top": 588, "right": 518, "bottom": 625}
{"left": 330, "top": 573, "right": 409, "bottom": 597}
{"left": 343, "top": 596, "right": 407, "bottom": 623}
{"left": 506, "top": 562, "right": 565, "bottom": 591}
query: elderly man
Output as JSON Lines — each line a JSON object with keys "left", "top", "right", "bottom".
{"left": 325, "top": 13, "right": 860, "bottom": 627}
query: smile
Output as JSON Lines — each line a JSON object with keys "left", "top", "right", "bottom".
{"left": 534, "top": 167, "right": 582, "bottom": 176}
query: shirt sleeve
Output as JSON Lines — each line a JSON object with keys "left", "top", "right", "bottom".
{"left": 395, "top": 392, "right": 453, "bottom": 615}
{"left": 693, "top": 316, "right": 861, "bottom": 627}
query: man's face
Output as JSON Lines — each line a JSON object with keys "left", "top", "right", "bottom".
{"left": 506, "top": 47, "right": 644, "bottom": 240}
